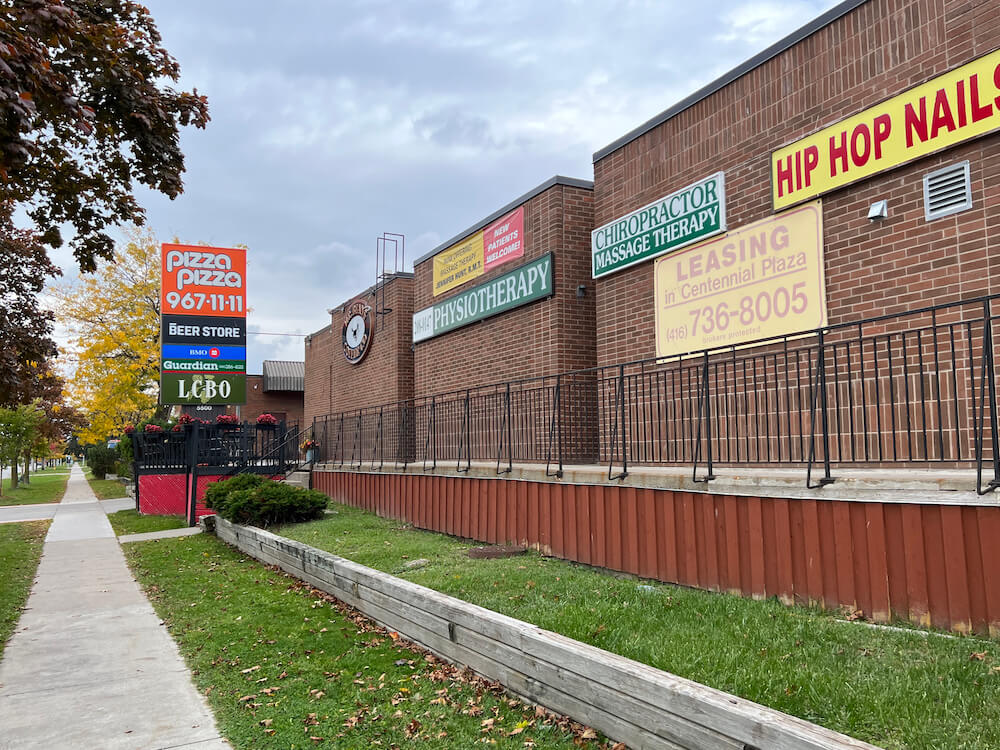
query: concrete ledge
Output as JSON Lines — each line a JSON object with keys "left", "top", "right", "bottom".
{"left": 314, "top": 460, "right": 999, "bottom": 507}
{"left": 213, "top": 516, "right": 877, "bottom": 750}
{"left": 118, "top": 527, "right": 202, "bottom": 544}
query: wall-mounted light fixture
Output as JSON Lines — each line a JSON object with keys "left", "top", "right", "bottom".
{"left": 576, "top": 285, "right": 587, "bottom": 298}
{"left": 867, "top": 200, "right": 888, "bottom": 221}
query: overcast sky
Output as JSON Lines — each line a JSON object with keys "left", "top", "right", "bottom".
{"left": 54, "top": 0, "right": 842, "bottom": 373}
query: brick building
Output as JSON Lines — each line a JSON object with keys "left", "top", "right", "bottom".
{"left": 592, "top": 0, "right": 1000, "bottom": 367}
{"left": 238, "top": 361, "right": 304, "bottom": 425}
{"left": 304, "top": 0, "right": 1000, "bottom": 635}
{"left": 304, "top": 273, "right": 414, "bottom": 423}
{"left": 412, "top": 176, "right": 595, "bottom": 396}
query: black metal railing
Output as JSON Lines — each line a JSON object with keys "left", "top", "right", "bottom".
{"left": 132, "top": 421, "right": 302, "bottom": 474}
{"left": 311, "top": 296, "right": 1000, "bottom": 493}
{"left": 132, "top": 421, "right": 304, "bottom": 525}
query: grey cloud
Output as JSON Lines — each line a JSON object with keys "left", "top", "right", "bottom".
{"left": 98, "top": 0, "right": 845, "bottom": 375}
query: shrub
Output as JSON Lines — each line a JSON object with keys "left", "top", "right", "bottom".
{"left": 86, "top": 445, "right": 119, "bottom": 479}
{"left": 203, "top": 473, "right": 266, "bottom": 511}
{"left": 205, "top": 475, "right": 327, "bottom": 527}
{"left": 115, "top": 460, "right": 132, "bottom": 479}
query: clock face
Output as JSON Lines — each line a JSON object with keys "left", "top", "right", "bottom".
{"left": 345, "top": 314, "right": 366, "bottom": 348}
{"left": 342, "top": 299, "right": 373, "bottom": 364}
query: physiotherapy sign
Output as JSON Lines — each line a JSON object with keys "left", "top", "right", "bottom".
{"left": 591, "top": 172, "right": 726, "bottom": 279}
{"left": 654, "top": 201, "right": 827, "bottom": 358}
{"left": 432, "top": 206, "right": 525, "bottom": 296}
{"left": 414, "top": 253, "right": 552, "bottom": 343}
{"left": 772, "top": 48, "right": 1000, "bottom": 210}
{"left": 160, "top": 243, "right": 247, "bottom": 406}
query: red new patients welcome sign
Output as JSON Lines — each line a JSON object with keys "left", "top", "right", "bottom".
{"left": 483, "top": 207, "right": 524, "bottom": 272}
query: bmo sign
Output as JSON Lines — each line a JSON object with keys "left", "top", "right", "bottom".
{"left": 160, "top": 243, "right": 247, "bottom": 406}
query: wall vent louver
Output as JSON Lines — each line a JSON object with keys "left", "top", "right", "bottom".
{"left": 924, "top": 161, "right": 972, "bottom": 221}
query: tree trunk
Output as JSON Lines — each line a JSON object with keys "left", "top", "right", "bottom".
{"left": 10, "top": 460, "right": 18, "bottom": 489}
{"left": 21, "top": 449, "right": 30, "bottom": 485}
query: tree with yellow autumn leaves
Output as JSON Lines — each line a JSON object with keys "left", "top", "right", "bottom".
{"left": 52, "top": 228, "right": 165, "bottom": 443}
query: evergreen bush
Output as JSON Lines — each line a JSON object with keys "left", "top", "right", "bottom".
{"left": 86, "top": 445, "right": 118, "bottom": 479}
{"left": 204, "top": 475, "right": 326, "bottom": 527}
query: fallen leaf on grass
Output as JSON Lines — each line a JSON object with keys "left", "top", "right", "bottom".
{"left": 405, "top": 719, "right": 422, "bottom": 738}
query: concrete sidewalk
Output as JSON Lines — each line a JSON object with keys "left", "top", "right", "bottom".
{"left": 0, "top": 465, "right": 230, "bottom": 749}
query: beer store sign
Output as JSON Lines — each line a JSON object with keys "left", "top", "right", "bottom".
{"left": 591, "top": 172, "right": 726, "bottom": 279}
{"left": 160, "top": 244, "right": 247, "bottom": 406}
{"left": 414, "top": 253, "right": 552, "bottom": 343}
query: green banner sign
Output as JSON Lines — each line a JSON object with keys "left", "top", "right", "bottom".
{"left": 591, "top": 172, "right": 726, "bottom": 278}
{"left": 413, "top": 253, "right": 553, "bottom": 343}
{"left": 160, "top": 372, "right": 246, "bottom": 406}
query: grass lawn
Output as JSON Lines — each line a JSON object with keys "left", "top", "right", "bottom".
{"left": 0, "top": 521, "right": 49, "bottom": 658}
{"left": 83, "top": 467, "right": 129, "bottom": 501}
{"left": 0, "top": 467, "right": 69, "bottom": 506}
{"left": 277, "top": 503, "right": 1000, "bottom": 750}
{"left": 124, "top": 534, "right": 609, "bottom": 749}
{"left": 108, "top": 509, "right": 186, "bottom": 537}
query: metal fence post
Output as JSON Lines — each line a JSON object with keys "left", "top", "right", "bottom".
{"left": 457, "top": 389, "right": 471, "bottom": 473}
{"left": 693, "top": 350, "right": 716, "bottom": 483}
{"left": 497, "top": 382, "right": 512, "bottom": 475}
{"left": 807, "top": 328, "right": 835, "bottom": 488}
{"left": 976, "top": 299, "right": 1000, "bottom": 494}
{"left": 546, "top": 375, "right": 563, "bottom": 478}
{"left": 609, "top": 364, "right": 628, "bottom": 480}
{"left": 423, "top": 396, "right": 437, "bottom": 471}
{"left": 186, "top": 423, "right": 200, "bottom": 527}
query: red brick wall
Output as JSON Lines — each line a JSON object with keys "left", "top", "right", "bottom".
{"left": 304, "top": 274, "right": 414, "bottom": 422}
{"left": 241, "top": 375, "right": 304, "bottom": 426}
{"left": 304, "top": 324, "right": 334, "bottom": 427}
{"left": 413, "top": 183, "right": 596, "bottom": 397}
{"left": 593, "top": 0, "right": 1000, "bottom": 367}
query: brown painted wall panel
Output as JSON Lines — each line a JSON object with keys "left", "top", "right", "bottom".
{"left": 314, "top": 470, "right": 1000, "bottom": 634}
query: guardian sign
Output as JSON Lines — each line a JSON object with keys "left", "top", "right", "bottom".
{"left": 160, "top": 244, "right": 247, "bottom": 406}
{"left": 591, "top": 172, "right": 725, "bottom": 278}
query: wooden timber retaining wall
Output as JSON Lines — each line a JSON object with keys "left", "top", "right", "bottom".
{"left": 213, "top": 516, "right": 877, "bottom": 750}
{"left": 313, "top": 469, "right": 1000, "bottom": 636}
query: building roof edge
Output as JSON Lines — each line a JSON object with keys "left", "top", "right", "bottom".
{"left": 592, "top": 0, "right": 869, "bottom": 163}
{"left": 413, "top": 175, "right": 594, "bottom": 267}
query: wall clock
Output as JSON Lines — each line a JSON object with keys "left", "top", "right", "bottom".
{"left": 342, "top": 299, "right": 374, "bottom": 364}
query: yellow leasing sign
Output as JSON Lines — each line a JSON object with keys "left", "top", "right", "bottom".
{"left": 772, "top": 49, "right": 1000, "bottom": 210}
{"left": 655, "top": 201, "right": 826, "bottom": 358}
{"left": 433, "top": 232, "right": 484, "bottom": 296}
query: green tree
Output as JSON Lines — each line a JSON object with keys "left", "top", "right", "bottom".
{"left": 0, "top": 0, "right": 210, "bottom": 272}
{"left": 0, "top": 206, "right": 59, "bottom": 406}
{"left": 14, "top": 362, "right": 84, "bottom": 484}
{"left": 0, "top": 402, "right": 43, "bottom": 493}
{"left": 52, "top": 228, "right": 163, "bottom": 443}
